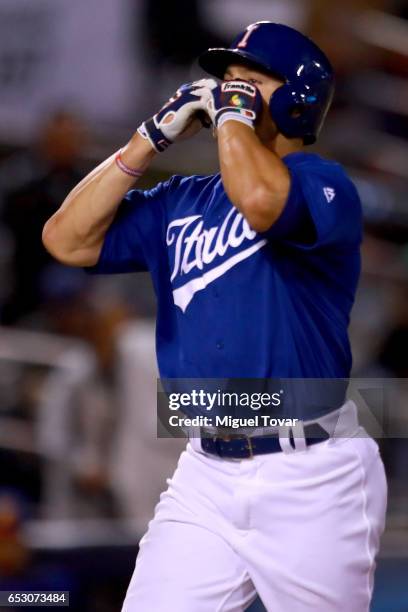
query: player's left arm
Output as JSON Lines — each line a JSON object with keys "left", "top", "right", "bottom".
{"left": 217, "top": 122, "right": 290, "bottom": 232}
{"left": 206, "top": 81, "right": 290, "bottom": 233}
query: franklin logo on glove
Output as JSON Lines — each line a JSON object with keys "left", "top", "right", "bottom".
{"left": 205, "top": 79, "right": 263, "bottom": 130}
{"left": 221, "top": 81, "right": 257, "bottom": 96}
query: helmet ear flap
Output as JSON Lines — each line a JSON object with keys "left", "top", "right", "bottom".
{"left": 269, "top": 84, "right": 311, "bottom": 142}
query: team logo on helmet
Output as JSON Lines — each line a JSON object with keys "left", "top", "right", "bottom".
{"left": 237, "top": 23, "right": 260, "bottom": 48}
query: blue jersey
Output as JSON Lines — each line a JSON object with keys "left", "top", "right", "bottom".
{"left": 88, "top": 152, "right": 362, "bottom": 407}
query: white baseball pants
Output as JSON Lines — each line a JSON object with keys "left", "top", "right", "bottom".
{"left": 122, "top": 408, "right": 387, "bottom": 611}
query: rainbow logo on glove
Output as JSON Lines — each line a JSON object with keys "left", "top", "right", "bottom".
{"left": 230, "top": 95, "right": 244, "bottom": 107}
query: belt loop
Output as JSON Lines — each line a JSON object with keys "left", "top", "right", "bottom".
{"left": 187, "top": 425, "right": 201, "bottom": 440}
{"left": 278, "top": 426, "right": 296, "bottom": 454}
{"left": 291, "top": 420, "right": 307, "bottom": 452}
{"left": 332, "top": 400, "right": 358, "bottom": 439}
{"left": 187, "top": 426, "right": 202, "bottom": 453}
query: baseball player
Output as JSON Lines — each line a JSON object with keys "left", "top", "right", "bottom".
{"left": 43, "top": 22, "right": 387, "bottom": 612}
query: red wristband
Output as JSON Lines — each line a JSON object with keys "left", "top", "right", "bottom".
{"left": 115, "top": 150, "right": 143, "bottom": 178}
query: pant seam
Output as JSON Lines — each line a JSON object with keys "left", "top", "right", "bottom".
{"left": 349, "top": 443, "right": 376, "bottom": 612}
{"left": 216, "top": 568, "right": 254, "bottom": 612}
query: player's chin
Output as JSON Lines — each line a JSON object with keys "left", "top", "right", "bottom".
{"left": 256, "top": 116, "right": 278, "bottom": 143}
{"left": 254, "top": 125, "right": 270, "bottom": 144}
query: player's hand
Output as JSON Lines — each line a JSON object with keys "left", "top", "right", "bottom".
{"left": 205, "top": 79, "right": 263, "bottom": 130}
{"left": 137, "top": 79, "right": 216, "bottom": 152}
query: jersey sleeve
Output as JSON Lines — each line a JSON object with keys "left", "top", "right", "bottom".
{"left": 264, "top": 158, "right": 362, "bottom": 250}
{"left": 85, "top": 180, "right": 169, "bottom": 275}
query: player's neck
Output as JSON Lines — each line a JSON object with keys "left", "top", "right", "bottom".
{"left": 265, "top": 133, "right": 304, "bottom": 159}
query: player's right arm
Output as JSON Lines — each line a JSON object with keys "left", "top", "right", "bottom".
{"left": 42, "top": 79, "right": 214, "bottom": 267}
{"left": 42, "top": 134, "right": 155, "bottom": 267}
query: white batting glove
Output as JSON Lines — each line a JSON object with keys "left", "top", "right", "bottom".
{"left": 138, "top": 78, "right": 217, "bottom": 152}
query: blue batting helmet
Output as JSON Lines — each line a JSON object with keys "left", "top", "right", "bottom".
{"left": 199, "top": 21, "right": 334, "bottom": 145}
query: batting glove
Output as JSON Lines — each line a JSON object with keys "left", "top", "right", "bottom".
{"left": 205, "top": 80, "right": 263, "bottom": 130}
{"left": 138, "top": 79, "right": 216, "bottom": 153}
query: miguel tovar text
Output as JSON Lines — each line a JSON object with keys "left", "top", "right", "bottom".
{"left": 169, "top": 415, "right": 298, "bottom": 429}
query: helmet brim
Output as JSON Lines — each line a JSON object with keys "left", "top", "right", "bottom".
{"left": 198, "top": 48, "right": 274, "bottom": 80}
